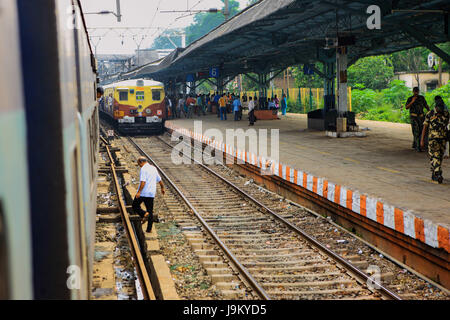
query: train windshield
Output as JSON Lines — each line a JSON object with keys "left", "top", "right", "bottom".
{"left": 136, "top": 91, "right": 145, "bottom": 101}
{"left": 152, "top": 89, "right": 161, "bottom": 101}
{"left": 119, "top": 90, "right": 128, "bottom": 101}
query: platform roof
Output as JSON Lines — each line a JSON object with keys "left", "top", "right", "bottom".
{"left": 121, "top": 0, "right": 450, "bottom": 83}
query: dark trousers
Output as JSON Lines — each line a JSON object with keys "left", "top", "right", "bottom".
{"left": 249, "top": 109, "right": 255, "bottom": 125}
{"left": 411, "top": 116, "right": 424, "bottom": 150}
{"left": 132, "top": 196, "right": 154, "bottom": 232}
{"left": 220, "top": 107, "right": 227, "bottom": 120}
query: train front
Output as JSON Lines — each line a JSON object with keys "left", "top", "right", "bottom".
{"left": 112, "top": 79, "right": 166, "bottom": 134}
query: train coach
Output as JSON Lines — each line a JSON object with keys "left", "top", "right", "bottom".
{"left": 0, "top": 0, "right": 98, "bottom": 299}
{"left": 101, "top": 79, "right": 167, "bottom": 134}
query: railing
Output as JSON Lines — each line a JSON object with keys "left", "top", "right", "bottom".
{"left": 209, "top": 87, "right": 353, "bottom": 113}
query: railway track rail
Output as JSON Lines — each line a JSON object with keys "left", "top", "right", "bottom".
{"left": 100, "top": 136, "right": 156, "bottom": 300}
{"left": 127, "top": 135, "right": 401, "bottom": 300}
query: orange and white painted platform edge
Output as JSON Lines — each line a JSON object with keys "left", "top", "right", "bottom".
{"left": 165, "top": 122, "right": 450, "bottom": 253}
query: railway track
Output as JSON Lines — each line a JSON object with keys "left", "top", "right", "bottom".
{"left": 100, "top": 136, "right": 156, "bottom": 300}
{"left": 127, "top": 135, "right": 401, "bottom": 300}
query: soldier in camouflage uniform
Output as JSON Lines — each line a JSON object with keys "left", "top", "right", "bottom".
{"left": 420, "top": 96, "right": 449, "bottom": 184}
{"left": 406, "top": 87, "right": 430, "bottom": 152}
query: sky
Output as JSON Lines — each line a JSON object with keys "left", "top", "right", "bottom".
{"left": 80, "top": 0, "right": 250, "bottom": 55}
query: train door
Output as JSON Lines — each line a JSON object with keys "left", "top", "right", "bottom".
{"left": 0, "top": 202, "right": 9, "bottom": 299}
{"left": 69, "top": 146, "right": 88, "bottom": 299}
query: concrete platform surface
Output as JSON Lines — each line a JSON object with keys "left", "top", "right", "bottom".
{"left": 165, "top": 113, "right": 450, "bottom": 253}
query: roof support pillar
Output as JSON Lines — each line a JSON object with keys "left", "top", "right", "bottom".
{"left": 217, "top": 77, "right": 224, "bottom": 94}
{"left": 317, "top": 47, "right": 337, "bottom": 113}
{"left": 336, "top": 46, "right": 348, "bottom": 115}
{"left": 323, "top": 61, "right": 336, "bottom": 113}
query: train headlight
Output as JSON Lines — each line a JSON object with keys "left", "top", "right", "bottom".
{"left": 157, "top": 110, "right": 162, "bottom": 116}
{"left": 146, "top": 109, "right": 151, "bottom": 115}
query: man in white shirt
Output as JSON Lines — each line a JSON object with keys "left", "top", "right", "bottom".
{"left": 248, "top": 96, "right": 255, "bottom": 126}
{"left": 133, "top": 157, "right": 165, "bottom": 233}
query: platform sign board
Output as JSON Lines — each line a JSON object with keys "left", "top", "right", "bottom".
{"left": 196, "top": 71, "right": 209, "bottom": 80}
{"left": 209, "top": 67, "right": 220, "bottom": 78}
{"left": 427, "top": 53, "right": 435, "bottom": 68}
{"left": 186, "top": 73, "right": 195, "bottom": 82}
{"left": 303, "top": 64, "right": 314, "bottom": 75}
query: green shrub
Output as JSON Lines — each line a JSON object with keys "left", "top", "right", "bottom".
{"left": 351, "top": 85, "right": 380, "bottom": 113}
{"left": 381, "top": 80, "right": 410, "bottom": 107}
{"left": 360, "top": 104, "right": 405, "bottom": 123}
{"left": 425, "top": 81, "right": 450, "bottom": 108}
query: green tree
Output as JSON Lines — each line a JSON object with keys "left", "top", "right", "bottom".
{"left": 241, "top": 73, "right": 259, "bottom": 91}
{"left": 291, "top": 64, "right": 324, "bottom": 88}
{"left": 348, "top": 55, "right": 394, "bottom": 90}
{"left": 150, "top": 30, "right": 182, "bottom": 50}
{"left": 381, "top": 80, "right": 410, "bottom": 107}
{"left": 185, "top": 0, "right": 240, "bottom": 45}
{"left": 391, "top": 47, "right": 429, "bottom": 87}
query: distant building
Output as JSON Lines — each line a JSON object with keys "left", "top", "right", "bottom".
{"left": 272, "top": 71, "right": 295, "bottom": 90}
{"left": 134, "top": 48, "right": 175, "bottom": 67}
{"left": 134, "top": 49, "right": 159, "bottom": 67}
{"left": 393, "top": 70, "right": 449, "bottom": 92}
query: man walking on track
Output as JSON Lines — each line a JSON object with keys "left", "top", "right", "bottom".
{"left": 405, "top": 87, "right": 430, "bottom": 152}
{"left": 133, "top": 156, "right": 165, "bottom": 233}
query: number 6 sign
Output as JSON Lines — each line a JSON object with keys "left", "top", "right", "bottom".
{"left": 209, "top": 67, "right": 220, "bottom": 78}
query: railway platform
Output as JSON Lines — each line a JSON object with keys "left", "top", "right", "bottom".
{"left": 165, "top": 113, "right": 450, "bottom": 256}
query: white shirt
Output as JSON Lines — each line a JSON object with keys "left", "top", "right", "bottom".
{"left": 139, "top": 163, "right": 161, "bottom": 198}
{"left": 248, "top": 100, "right": 255, "bottom": 112}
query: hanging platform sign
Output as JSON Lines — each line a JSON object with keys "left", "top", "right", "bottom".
{"left": 196, "top": 71, "right": 209, "bottom": 80}
{"left": 303, "top": 64, "right": 314, "bottom": 75}
{"left": 209, "top": 67, "right": 220, "bottom": 78}
{"left": 186, "top": 73, "right": 195, "bottom": 82}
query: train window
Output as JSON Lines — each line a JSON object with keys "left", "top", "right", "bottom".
{"left": 0, "top": 200, "right": 9, "bottom": 299}
{"left": 89, "top": 108, "right": 98, "bottom": 181}
{"left": 119, "top": 91, "right": 128, "bottom": 101}
{"left": 152, "top": 89, "right": 161, "bottom": 101}
{"left": 136, "top": 91, "right": 145, "bottom": 101}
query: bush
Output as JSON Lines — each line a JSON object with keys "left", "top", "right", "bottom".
{"left": 351, "top": 84, "right": 380, "bottom": 113}
{"left": 425, "top": 81, "right": 450, "bottom": 107}
{"left": 381, "top": 80, "right": 410, "bottom": 108}
{"left": 360, "top": 104, "right": 406, "bottom": 123}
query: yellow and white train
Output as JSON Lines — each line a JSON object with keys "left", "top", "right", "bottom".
{"left": 102, "top": 79, "right": 167, "bottom": 134}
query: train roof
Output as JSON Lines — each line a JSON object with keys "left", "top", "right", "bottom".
{"left": 103, "top": 79, "right": 163, "bottom": 89}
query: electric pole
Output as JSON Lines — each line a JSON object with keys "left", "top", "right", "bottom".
{"left": 224, "top": 0, "right": 230, "bottom": 20}
{"left": 116, "top": 0, "right": 122, "bottom": 22}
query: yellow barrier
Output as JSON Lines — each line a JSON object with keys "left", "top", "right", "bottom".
{"left": 208, "top": 87, "right": 352, "bottom": 112}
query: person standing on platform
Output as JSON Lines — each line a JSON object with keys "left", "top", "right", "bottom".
{"left": 214, "top": 92, "right": 221, "bottom": 117}
{"left": 420, "top": 96, "right": 449, "bottom": 184}
{"left": 248, "top": 96, "right": 255, "bottom": 126}
{"left": 233, "top": 96, "right": 241, "bottom": 121}
{"left": 133, "top": 157, "right": 165, "bottom": 233}
{"left": 186, "top": 95, "right": 196, "bottom": 118}
{"left": 164, "top": 96, "right": 170, "bottom": 119}
{"left": 281, "top": 94, "right": 287, "bottom": 116}
{"left": 274, "top": 95, "right": 279, "bottom": 109}
{"left": 177, "top": 95, "right": 185, "bottom": 118}
{"left": 170, "top": 95, "right": 177, "bottom": 119}
{"left": 206, "top": 94, "right": 211, "bottom": 113}
{"left": 405, "top": 87, "right": 430, "bottom": 152}
{"left": 219, "top": 94, "right": 227, "bottom": 120}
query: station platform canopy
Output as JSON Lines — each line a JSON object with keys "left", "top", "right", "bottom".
{"left": 120, "top": 0, "right": 450, "bottom": 83}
